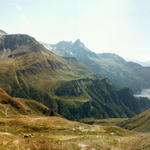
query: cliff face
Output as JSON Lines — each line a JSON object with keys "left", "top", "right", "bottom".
{"left": 0, "top": 34, "right": 43, "bottom": 53}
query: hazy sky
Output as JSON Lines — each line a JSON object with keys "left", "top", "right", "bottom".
{"left": 1, "top": 0, "right": 150, "bottom": 61}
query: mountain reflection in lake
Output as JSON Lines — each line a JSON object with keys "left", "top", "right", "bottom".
{"left": 134, "top": 89, "right": 150, "bottom": 99}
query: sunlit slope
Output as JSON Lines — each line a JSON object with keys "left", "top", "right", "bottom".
{"left": 0, "top": 115, "right": 150, "bottom": 150}
{"left": 0, "top": 88, "right": 53, "bottom": 117}
{"left": 0, "top": 34, "right": 93, "bottom": 97}
{"left": 119, "top": 108, "right": 150, "bottom": 132}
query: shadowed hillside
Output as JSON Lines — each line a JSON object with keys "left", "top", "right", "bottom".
{"left": 52, "top": 78, "right": 150, "bottom": 120}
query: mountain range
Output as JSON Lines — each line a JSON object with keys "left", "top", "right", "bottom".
{"left": 133, "top": 60, "right": 150, "bottom": 67}
{"left": 0, "top": 32, "right": 150, "bottom": 120}
{"left": 44, "top": 40, "right": 150, "bottom": 92}
{"left": 1, "top": 30, "right": 150, "bottom": 150}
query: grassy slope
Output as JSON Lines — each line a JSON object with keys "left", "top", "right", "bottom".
{"left": 53, "top": 78, "right": 150, "bottom": 120}
{"left": 0, "top": 115, "right": 150, "bottom": 150}
{"left": 0, "top": 34, "right": 93, "bottom": 97}
{"left": 1, "top": 52, "right": 150, "bottom": 120}
{"left": 0, "top": 89, "right": 149, "bottom": 149}
{"left": 0, "top": 34, "right": 95, "bottom": 119}
{"left": 0, "top": 88, "right": 53, "bottom": 117}
{"left": 80, "top": 118, "right": 128, "bottom": 126}
{"left": 0, "top": 87, "right": 150, "bottom": 149}
{"left": 1, "top": 34, "right": 150, "bottom": 120}
{"left": 118, "top": 108, "right": 150, "bottom": 132}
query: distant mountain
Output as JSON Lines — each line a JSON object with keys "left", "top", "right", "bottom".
{"left": 44, "top": 40, "right": 150, "bottom": 92}
{"left": 133, "top": 60, "right": 150, "bottom": 67}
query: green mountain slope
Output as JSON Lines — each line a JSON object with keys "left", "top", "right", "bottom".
{"left": 0, "top": 87, "right": 149, "bottom": 150}
{"left": 0, "top": 88, "right": 54, "bottom": 117}
{"left": 0, "top": 34, "right": 150, "bottom": 120}
{"left": 118, "top": 102, "right": 150, "bottom": 132}
{"left": 0, "top": 34, "right": 93, "bottom": 97}
{"left": 53, "top": 78, "right": 150, "bottom": 120}
{"left": 46, "top": 40, "right": 150, "bottom": 92}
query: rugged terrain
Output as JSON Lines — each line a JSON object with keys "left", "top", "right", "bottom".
{"left": 0, "top": 33, "right": 150, "bottom": 120}
{"left": 0, "top": 88, "right": 54, "bottom": 117}
{"left": 0, "top": 32, "right": 150, "bottom": 149}
{"left": 0, "top": 88, "right": 150, "bottom": 149}
{"left": 45, "top": 40, "right": 150, "bottom": 92}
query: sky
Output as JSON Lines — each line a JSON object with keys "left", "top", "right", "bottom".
{"left": 0, "top": 0, "right": 150, "bottom": 61}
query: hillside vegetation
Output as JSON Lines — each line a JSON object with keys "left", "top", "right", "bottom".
{"left": 0, "top": 88, "right": 149, "bottom": 150}
{"left": 0, "top": 115, "right": 150, "bottom": 150}
{"left": 0, "top": 88, "right": 54, "bottom": 117}
{"left": 0, "top": 33, "right": 150, "bottom": 149}
{"left": 118, "top": 107, "right": 150, "bottom": 132}
{"left": 52, "top": 78, "right": 150, "bottom": 120}
{"left": 0, "top": 34, "right": 150, "bottom": 120}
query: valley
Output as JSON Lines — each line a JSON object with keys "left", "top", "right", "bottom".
{"left": 0, "top": 113, "right": 150, "bottom": 150}
{"left": 0, "top": 32, "right": 150, "bottom": 149}
{"left": 1, "top": 33, "right": 150, "bottom": 120}
{"left": 0, "top": 0, "right": 150, "bottom": 150}
{"left": 1, "top": 0, "right": 150, "bottom": 149}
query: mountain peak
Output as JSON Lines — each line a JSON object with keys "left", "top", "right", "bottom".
{"left": 74, "top": 39, "right": 81, "bottom": 43}
{"left": 0, "top": 34, "right": 40, "bottom": 52}
{"left": 74, "top": 39, "right": 85, "bottom": 47}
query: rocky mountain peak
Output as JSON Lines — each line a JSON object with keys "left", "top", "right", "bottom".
{"left": 74, "top": 39, "right": 85, "bottom": 48}
{"left": 0, "top": 34, "right": 41, "bottom": 51}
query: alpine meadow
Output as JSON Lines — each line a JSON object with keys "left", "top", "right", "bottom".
{"left": 0, "top": 0, "right": 150, "bottom": 150}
